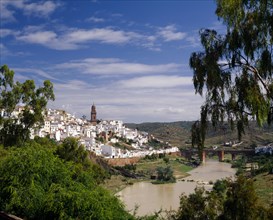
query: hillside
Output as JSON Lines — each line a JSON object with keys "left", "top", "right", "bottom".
{"left": 125, "top": 121, "right": 273, "bottom": 148}
{"left": 125, "top": 121, "right": 193, "bottom": 147}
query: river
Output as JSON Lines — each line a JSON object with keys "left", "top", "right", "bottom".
{"left": 116, "top": 160, "right": 236, "bottom": 216}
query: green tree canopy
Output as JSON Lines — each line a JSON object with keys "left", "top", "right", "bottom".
{"left": 155, "top": 165, "right": 176, "bottom": 183}
{"left": 56, "top": 137, "right": 109, "bottom": 184}
{"left": 56, "top": 137, "right": 88, "bottom": 164}
{"left": 175, "top": 176, "right": 273, "bottom": 220}
{"left": 0, "top": 144, "right": 132, "bottom": 219}
{"left": 0, "top": 65, "right": 55, "bottom": 147}
{"left": 190, "top": 0, "right": 273, "bottom": 154}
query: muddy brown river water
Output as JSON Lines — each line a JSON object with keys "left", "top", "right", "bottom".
{"left": 116, "top": 160, "right": 236, "bottom": 216}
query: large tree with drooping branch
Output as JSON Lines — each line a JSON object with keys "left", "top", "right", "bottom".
{"left": 190, "top": 0, "right": 273, "bottom": 160}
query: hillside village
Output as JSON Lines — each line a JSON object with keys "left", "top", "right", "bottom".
{"left": 6, "top": 104, "right": 179, "bottom": 158}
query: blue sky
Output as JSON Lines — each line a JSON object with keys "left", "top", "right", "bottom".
{"left": 1, "top": 0, "right": 224, "bottom": 123}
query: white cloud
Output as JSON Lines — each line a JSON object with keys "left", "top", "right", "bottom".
{"left": 14, "top": 27, "right": 158, "bottom": 50}
{"left": 49, "top": 77, "right": 203, "bottom": 123}
{"left": 55, "top": 58, "right": 182, "bottom": 75}
{"left": 0, "top": 1, "right": 17, "bottom": 22}
{"left": 118, "top": 75, "right": 192, "bottom": 88}
{"left": 6, "top": 22, "right": 191, "bottom": 51}
{"left": 0, "top": 43, "right": 10, "bottom": 56}
{"left": 154, "top": 107, "right": 185, "bottom": 114}
{"left": 86, "top": 16, "right": 105, "bottom": 23}
{"left": 45, "top": 60, "right": 201, "bottom": 122}
{"left": 23, "top": 1, "right": 60, "bottom": 17}
{"left": 13, "top": 68, "right": 57, "bottom": 81}
{"left": 16, "top": 31, "right": 78, "bottom": 50}
{"left": 185, "top": 35, "right": 200, "bottom": 48}
{"left": 0, "top": 0, "right": 60, "bottom": 22}
{"left": 66, "top": 28, "right": 132, "bottom": 44}
{"left": 54, "top": 80, "right": 90, "bottom": 91}
{"left": 18, "top": 31, "right": 56, "bottom": 44}
{"left": 158, "top": 25, "right": 187, "bottom": 42}
{"left": 0, "top": 42, "right": 31, "bottom": 57}
{"left": 0, "top": 29, "right": 19, "bottom": 38}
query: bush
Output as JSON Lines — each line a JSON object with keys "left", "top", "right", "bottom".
{"left": 0, "top": 144, "right": 132, "bottom": 219}
{"left": 163, "top": 157, "right": 170, "bottom": 164}
{"left": 154, "top": 166, "right": 176, "bottom": 183}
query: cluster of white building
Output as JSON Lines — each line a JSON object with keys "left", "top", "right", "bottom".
{"left": 30, "top": 108, "right": 179, "bottom": 158}
{"left": 255, "top": 144, "right": 273, "bottom": 155}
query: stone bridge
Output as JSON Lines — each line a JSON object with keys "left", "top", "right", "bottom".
{"left": 180, "top": 148, "right": 255, "bottom": 163}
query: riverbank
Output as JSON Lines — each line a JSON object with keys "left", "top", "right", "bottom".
{"left": 103, "top": 155, "right": 194, "bottom": 193}
{"left": 136, "top": 156, "right": 193, "bottom": 179}
{"left": 116, "top": 160, "right": 236, "bottom": 216}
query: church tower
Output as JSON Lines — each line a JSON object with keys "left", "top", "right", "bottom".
{"left": 90, "top": 103, "right": 97, "bottom": 126}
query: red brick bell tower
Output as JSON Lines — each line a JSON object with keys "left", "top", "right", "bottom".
{"left": 90, "top": 103, "right": 97, "bottom": 126}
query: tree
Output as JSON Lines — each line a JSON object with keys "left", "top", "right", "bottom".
{"left": 176, "top": 186, "right": 226, "bottom": 220}
{"left": 33, "top": 135, "right": 57, "bottom": 149}
{"left": 56, "top": 137, "right": 88, "bottom": 164}
{"left": 56, "top": 137, "right": 108, "bottom": 184}
{"left": 191, "top": 114, "right": 207, "bottom": 162}
{"left": 176, "top": 176, "right": 272, "bottom": 220}
{"left": 155, "top": 166, "right": 175, "bottom": 183}
{"left": 0, "top": 143, "right": 133, "bottom": 219}
{"left": 220, "top": 175, "right": 268, "bottom": 220}
{"left": 190, "top": 0, "right": 273, "bottom": 153}
{"left": 163, "top": 156, "right": 170, "bottom": 164}
{"left": 0, "top": 65, "right": 55, "bottom": 147}
{"left": 176, "top": 188, "right": 206, "bottom": 220}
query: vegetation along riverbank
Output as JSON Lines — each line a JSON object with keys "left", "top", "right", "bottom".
{"left": 103, "top": 153, "right": 194, "bottom": 193}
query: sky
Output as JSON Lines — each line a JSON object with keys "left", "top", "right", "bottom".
{"left": 0, "top": 0, "right": 225, "bottom": 123}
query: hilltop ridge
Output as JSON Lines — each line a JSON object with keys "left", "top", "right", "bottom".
{"left": 125, "top": 121, "right": 273, "bottom": 148}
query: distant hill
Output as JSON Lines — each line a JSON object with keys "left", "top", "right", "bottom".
{"left": 125, "top": 121, "right": 273, "bottom": 148}
{"left": 125, "top": 121, "right": 193, "bottom": 147}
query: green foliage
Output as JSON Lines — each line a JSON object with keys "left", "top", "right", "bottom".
{"left": 123, "top": 164, "right": 137, "bottom": 172}
{"left": 56, "top": 137, "right": 88, "bottom": 164}
{"left": 190, "top": 0, "right": 273, "bottom": 144}
{"left": 154, "top": 166, "right": 175, "bottom": 183}
{"left": 163, "top": 157, "right": 169, "bottom": 164}
{"left": 148, "top": 138, "right": 166, "bottom": 150}
{"left": 213, "top": 178, "right": 227, "bottom": 190}
{"left": 231, "top": 155, "right": 273, "bottom": 177}
{"left": 0, "top": 144, "right": 132, "bottom": 219}
{"left": 177, "top": 187, "right": 213, "bottom": 220}
{"left": 33, "top": 136, "right": 57, "bottom": 149}
{"left": 175, "top": 175, "right": 272, "bottom": 220}
{"left": 0, "top": 145, "right": 8, "bottom": 159}
{"left": 144, "top": 153, "right": 158, "bottom": 160}
{"left": 191, "top": 120, "right": 207, "bottom": 161}
{"left": 220, "top": 175, "right": 263, "bottom": 220}
{"left": 0, "top": 66, "right": 131, "bottom": 219}
{"left": 0, "top": 65, "right": 55, "bottom": 147}
{"left": 56, "top": 137, "right": 109, "bottom": 184}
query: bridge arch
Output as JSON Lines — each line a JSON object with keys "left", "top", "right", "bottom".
{"left": 180, "top": 148, "right": 255, "bottom": 163}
